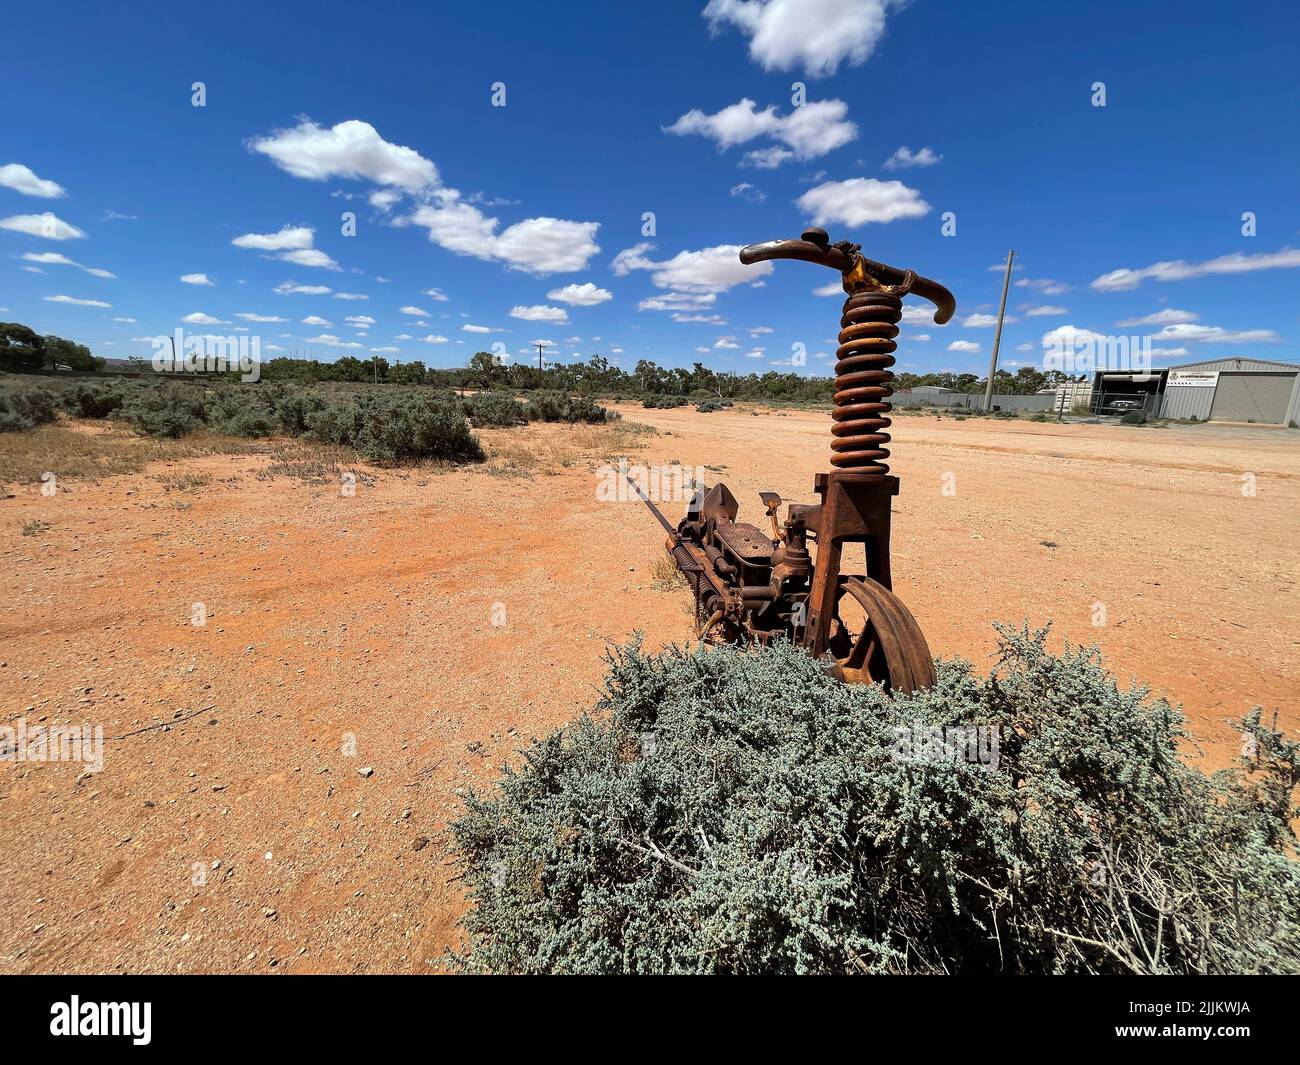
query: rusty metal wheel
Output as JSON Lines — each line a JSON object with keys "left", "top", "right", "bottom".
{"left": 827, "top": 576, "right": 936, "bottom": 693}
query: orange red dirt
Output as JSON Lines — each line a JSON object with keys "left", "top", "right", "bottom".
{"left": 2, "top": 408, "right": 1296, "bottom": 972}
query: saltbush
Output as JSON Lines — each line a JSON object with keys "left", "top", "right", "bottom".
{"left": 120, "top": 386, "right": 208, "bottom": 438}
{"left": 306, "top": 392, "right": 483, "bottom": 464}
{"left": 643, "top": 394, "right": 688, "bottom": 409}
{"left": 0, "top": 388, "right": 60, "bottom": 432}
{"left": 61, "top": 382, "right": 125, "bottom": 419}
{"left": 523, "top": 391, "right": 611, "bottom": 424}
{"left": 463, "top": 391, "right": 526, "bottom": 427}
{"left": 451, "top": 625, "right": 1300, "bottom": 974}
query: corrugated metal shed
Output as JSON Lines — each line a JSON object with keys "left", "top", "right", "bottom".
{"left": 1161, "top": 357, "right": 1300, "bottom": 424}
{"left": 1167, "top": 357, "right": 1300, "bottom": 373}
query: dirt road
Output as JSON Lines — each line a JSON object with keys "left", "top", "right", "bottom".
{"left": 2, "top": 408, "right": 1296, "bottom": 972}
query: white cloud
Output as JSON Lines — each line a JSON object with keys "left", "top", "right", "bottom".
{"left": 112, "top": 316, "right": 135, "bottom": 323}
{"left": 1040, "top": 325, "right": 1108, "bottom": 350}
{"left": 301, "top": 316, "right": 332, "bottom": 327}
{"left": 962, "top": 313, "right": 1017, "bottom": 327}
{"left": 277, "top": 248, "right": 339, "bottom": 270}
{"left": 44, "top": 294, "right": 110, "bottom": 307}
{"left": 180, "top": 273, "right": 214, "bottom": 286}
{"left": 236, "top": 312, "right": 288, "bottom": 322}
{"left": 405, "top": 194, "right": 600, "bottom": 275}
{"left": 1115, "top": 308, "right": 1198, "bottom": 327}
{"left": 702, "top": 0, "right": 901, "bottom": 77}
{"left": 611, "top": 242, "right": 772, "bottom": 293}
{"left": 304, "top": 333, "right": 363, "bottom": 348}
{"left": 883, "top": 146, "right": 941, "bottom": 170}
{"left": 369, "top": 189, "right": 402, "bottom": 211}
{"left": 742, "top": 147, "right": 796, "bottom": 169}
{"left": 0, "top": 163, "right": 66, "bottom": 198}
{"left": 510, "top": 304, "right": 569, "bottom": 323}
{"left": 421, "top": 334, "right": 449, "bottom": 344}
{"left": 715, "top": 336, "right": 740, "bottom": 349}
{"left": 21, "top": 251, "right": 114, "bottom": 277}
{"left": 332, "top": 292, "right": 368, "bottom": 300}
{"left": 181, "top": 311, "right": 226, "bottom": 325}
{"left": 1024, "top": 305, "right": 1068, "bottom": 317}
{"left": 462, "top": 324, "right": 492, "bottom": 333}
{"left": 1014, "top": 277, "right": 1070, "bottom": 296}
{"left": 665, "top": 98, "right": 856, "bottom": 163}
{"left": 638, "top": 293, "right": 719, "bottom": 313}
{"left": 796, "top": 178, "right": 929, "bottom": 226}
{"left": 248, "top": 119, "right": 438, "bottom": 192}
{"left": 1, "top": 213, "right": 85, "bottom": 240}
{"left": 275, "top": 282, "right": 331, "bottom": 295}
{"left": 344, "top": 315, "right": 376, "bottom": 327}
{"left": 1091, "top": 248, "right": 1300, "bottom": 291}
{"left": 547, "top": 282, "right": 612, "bottom": 306}
{"left": 948, "top": 340, "right": 980, "bottom": 352}
{"left": 673, "top": 313, "right": 727, "bottom": 324}
{"left": 1150, "top": 324, "right": 1278, "bottom": 343}
{"left": 422, "top": 287, "right": 449, "bottom": 301}
{"left": 232, "top": 225, "right": 314, "bottom": 251}
{"left": 813, "top": 280, "right": 842, "bottom": 297}
{"left": 730, "top": 182, "right": 766, "bottom": 202}
{"left": 400, "top": 305, "right": 430, "bottom": 316}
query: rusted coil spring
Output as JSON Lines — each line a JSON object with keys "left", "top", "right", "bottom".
{"left": 832, "top": 289, "right": 901, "bottom": 473}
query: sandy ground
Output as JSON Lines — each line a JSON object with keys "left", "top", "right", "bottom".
{"left": 2, "top": 407, "right": 1297, "bottom": 973}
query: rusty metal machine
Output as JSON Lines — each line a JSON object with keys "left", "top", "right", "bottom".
{"left": 630, "top": 228, "right": 955, "bottom": 692}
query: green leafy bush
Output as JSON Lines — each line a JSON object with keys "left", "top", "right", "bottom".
{"left": 451, "top": 626, "right": 1300, "bottom": 974}
{"left": 308, "top": 392, "right": 483, "bottom": 464}
{"left": 463, "top": 391, "right": 526, "bottom": 427}
{"left": 61, "top": 382, "right": 126, "bottom": 419}
{"left": 1120, "top": 410, "right": 1148, "bottom": 425}
{"left": 0, "top": 388, "right": 60, "bottom": 432}
{"left": 524, "top": 391, "right": 611, "bottom": 424}
{"left": 643, "top": 394, "right": 688, "bottom": 409}
{"left": 120, "top": 386, "right": 208, "bottom": 437}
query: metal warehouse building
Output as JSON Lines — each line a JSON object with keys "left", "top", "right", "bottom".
{"left": 1092, "top": 357, "right": 1300, "bottom": 424}
{"left": 1159, "top": 357, "right": 1300, "bottom": 425}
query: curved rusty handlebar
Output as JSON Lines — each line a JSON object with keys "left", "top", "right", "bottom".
{"left": 739, "top": 229, "right": 956, "bottom": 325}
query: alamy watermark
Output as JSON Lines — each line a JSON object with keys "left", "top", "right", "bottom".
{"left": 597, "top": 458, "right": 706, "bottom": 505}
{"left": 891, "top": 722, "right": 1001, "bottom": 771}
{"left": 151, "top": 328, "right": 261, "bottom": 382}
{"left": 1, "top": 717, "right": 104, "bottom": 773}
{"left": 1043, "top": 332, "right": 1151, "bottom": 375}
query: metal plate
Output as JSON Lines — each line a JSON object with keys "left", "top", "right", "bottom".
{"left": 714, "top": 522, "right": 774, "bottom": 563}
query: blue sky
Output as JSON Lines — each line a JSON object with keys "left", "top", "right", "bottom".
{"left": 3, "top": 0, "right": 1298, "bottom": 377}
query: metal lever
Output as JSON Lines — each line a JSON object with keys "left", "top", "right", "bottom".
{"left": 739, "top": 227, "right": 956, "bottom": 325}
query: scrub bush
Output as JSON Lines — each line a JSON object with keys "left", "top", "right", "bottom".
{"left": 61, "top": 383, "right": 125, "bottom": 419}
{"left": 463, "top": 391, "right": 527, "bottom": 427}
{"left": 451, "top": 625, "right": 1300, "bottom": 974}
{"left": 643, "top": 394, "right": 688, "bottom": 409}
{"left": 523, "top": 391, "right": 611, "bottom": 424}
{"left": 0, "top": 388, "right": 60, "bottom": 431}
{"left": 119, "top": 386, "right": 208, "bottom": 438}
{"left": 307, "top": 391, "right": 483, "bottom": 464}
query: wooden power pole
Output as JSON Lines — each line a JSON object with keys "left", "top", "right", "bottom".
{"left": 984, "top": 249, "right": 1015, "bottom": 412}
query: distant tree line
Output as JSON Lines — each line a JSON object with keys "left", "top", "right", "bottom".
{"left": 257, "top": 352, "right": 1081, "bottom": 399}
{"left": 2, "top": 318, "right": 1080, "bottom": 399}
{"left": 1, "top": 322, "right": 104, "bottom": 373}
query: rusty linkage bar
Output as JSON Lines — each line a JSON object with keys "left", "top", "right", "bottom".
{"left": 634, "top": 228, "right": 955, "bottom": 693}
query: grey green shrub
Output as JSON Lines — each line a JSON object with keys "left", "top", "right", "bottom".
{"left": 0, "top": 387, "right": 59, "bottom": 432}
{"left": 451, "top": 625, "right": 1300, "bottom": 974}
